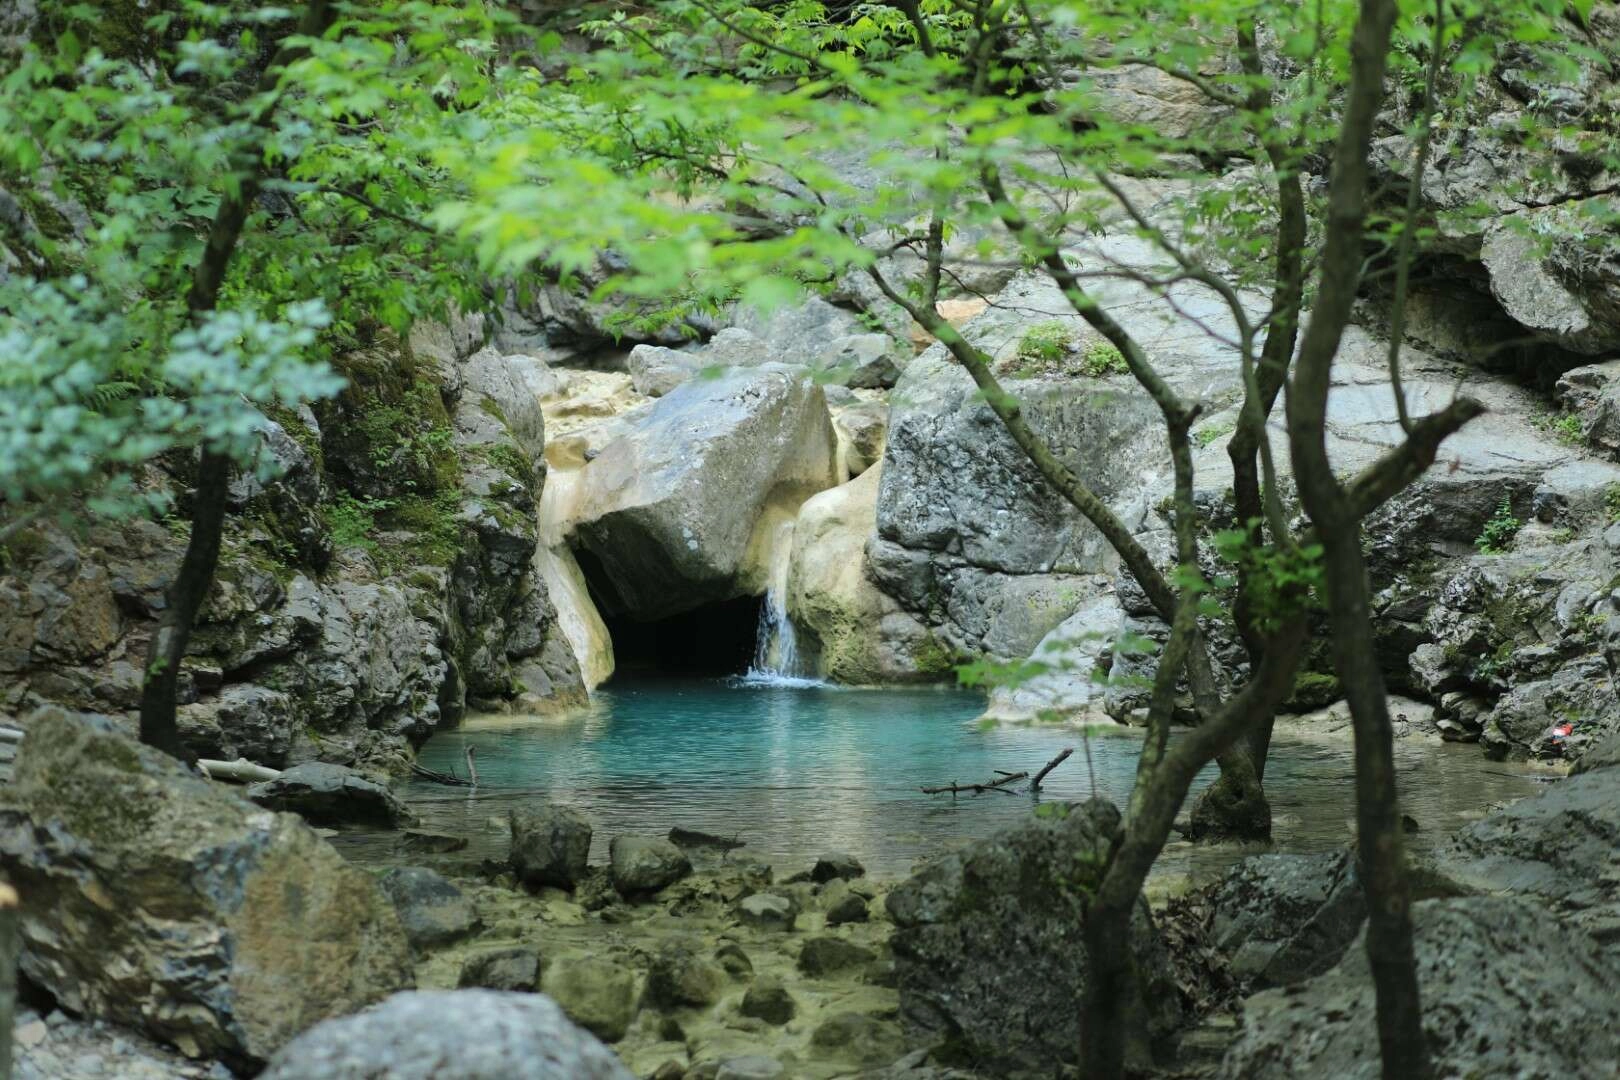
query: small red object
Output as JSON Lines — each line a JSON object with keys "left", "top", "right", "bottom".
{"left": 1551, "top": 723, "right": 1574, "bottom": 740}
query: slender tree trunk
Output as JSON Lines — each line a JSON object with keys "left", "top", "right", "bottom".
{"left": 1319, "top": 528, "right": 1430, "bottom": 1079}
{"left": 137, "top": 0, "right": 335, "bottom": 759}
{"left": 1284, "top": 1, "right": 1432, "bottom": 1075}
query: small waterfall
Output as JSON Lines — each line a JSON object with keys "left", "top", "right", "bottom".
{"left": 742, "top": 514, "right": 819, "bottom": 686}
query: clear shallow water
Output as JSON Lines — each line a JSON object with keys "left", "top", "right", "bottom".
{"left": 346, "top": 678, "right": 1549, "bottom": 881}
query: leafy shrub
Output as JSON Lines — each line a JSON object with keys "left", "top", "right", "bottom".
{"left": 1015, "top": 320, "right": 1074, "bottom": 366}
{"left": 1475, "top": 497, "right": 1521, "bottom": 554}
{"left": 1079, "top": 340, "right": 1128, "bottom": 377}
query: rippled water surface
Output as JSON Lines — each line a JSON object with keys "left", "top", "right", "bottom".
{"left": 343, "top": 678, "right": 1548, "bottom": 880}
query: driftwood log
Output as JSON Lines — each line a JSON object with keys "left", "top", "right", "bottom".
{"left": 669, "top": 827, "right": 746, "bottom": 851}
{"left": 1031, "top": 747, "right": 1074, "bottom": 790}
{"left": 921, "top": 745, "right": 1076, "bottom": 797}
{"left": 197, "top": 758, "right": 281, "bottom": 784}
{"left": 921, "top": 770, "right": 1028, "bottom": 796}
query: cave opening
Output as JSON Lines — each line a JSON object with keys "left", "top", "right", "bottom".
{"left": 573, "top": 545, "right": 763, "bottom": 679}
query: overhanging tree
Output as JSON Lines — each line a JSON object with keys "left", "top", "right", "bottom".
{"left": 430, "top": 0, "right": 1584, "bottom": 1075}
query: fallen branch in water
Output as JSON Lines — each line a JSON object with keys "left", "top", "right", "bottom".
{"left": 922, "top": 770, "right": 1028, "bottom": 795}
{"left": 410, "top": 761, "right": 475, "bottom": 787}
{"left": 669, "top": 827, "right": 746, "bottom": 851}
{"left": 1031, "top": 747, "right": 1074, "bottom": 791}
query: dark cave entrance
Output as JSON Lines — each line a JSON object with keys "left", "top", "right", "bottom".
{"left": 573, "top": 546, "right": 762, "bottom": 679}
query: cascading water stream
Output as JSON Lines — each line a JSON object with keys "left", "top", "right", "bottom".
{"left": 742, "top": 515, "right": 820, "bottom": 686}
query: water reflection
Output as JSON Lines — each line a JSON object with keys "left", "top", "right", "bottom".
{"left": 334, "top": 679, "right": 1549, "bottom": 881}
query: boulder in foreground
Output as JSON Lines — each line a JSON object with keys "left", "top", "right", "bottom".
{"left": 885, "top": 799, "right": 1180, "bottom": 1074}
{"left": 0, "top": 708, "right": 412, "bottom": 1067}
{"left": 259, "top": 989, "right": 635, "bottom": 1079}
{"left": 1219, "top": 897, "right": 1620, "bottom": 1079}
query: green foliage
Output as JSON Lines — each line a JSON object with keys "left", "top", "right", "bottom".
{"left": 1475, "top": 498, "right": 1522, "bottom": 554}
{"left": 1533, "top": 411, "right": 1585, "bottom": 447}
{"left": 1017, "top": 321, "right": 1074, "bottom": 365}
{"left": 1605, "top": 484, "right": 1620, "bottom": 524}
{"left": 1078, "top": 341, "right": 1128, "bottom": 378}
{"left": 1194, "top": 420, "right": 1237, "bottom": 449}
{"left": 325, "top": 492, "right": 388, "bottom": 552}
{"left": 1211, "top": 524, "right": 1325, "bottom": 634}
{"left": 0, "top": 0, "right": 514, "bottom": 531}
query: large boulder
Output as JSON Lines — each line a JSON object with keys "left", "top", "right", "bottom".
{"left": 247, "top": 761, "right": 415, "bottom": 827}
{"left": 0, "top": 709, "right": 413, "bottom": 1067}
{"left": 980, "top": 592, "right": 1122, "bottom": 723}
{"left": 544, "top": 955, "right": 639, "bottom": 1042}
{"left": 1429, "top": 769, "right": 1620, "bottom": 951}
{"left": 885, "top": 800, "right": 1180, "bottom": 1073}
{"left": 570, "top": 366, "right": 838, "bottom": 619}
{"left": 259, "top": 990, "right": 636, "bottom": 1080}
{"left": 1206, "top": 850, "right": 1366, "bottom": 987}
{"left": 1219, "top": 898, "right": 1620, "bottom": 1079}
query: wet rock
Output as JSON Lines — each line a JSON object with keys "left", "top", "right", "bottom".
{"left": 739, "top": 979, "right": 796, "bottom": 1025}
{"left": 399, "top": 830, "right": 468, "bottom": 854}
{"left": 544, "top": 956, "right": 639, "bottom": 1042}
{"left": 714, "top": 941, "right": 754, "bottom": 978}
{"left": 735, "top": 892, "right": 797, "bottom": 931}
{"left": 247, "top": 761, "right": 415, "bottom": 827}
{"left": 0, "top": 708, "right": 411, "bottom": 1067}
{"left": 797, "top": 936, "right": 876, "bottom": 977}
{"left": 809, "top": 1013, "right": 907, "bottom": 1066}
{"left": 886, "top": 799, "right": 1180, "bottom": 1074}
{"left": 457, "top": 948, "right": 542, "bottom": 992}
{"left": 716, "top": 1056, "right": 786, "bottom": 1080}
{"left": 378, "top": 867, "right": 482, "bottom": 951}
{"left": 178, "top": 684, "right": 297, "bottom": 767}
{"left": 576, "top": 868, "right": 618, "bottom": 911}
{"left": 1219, "top": 898, "right": 1620, "bottom": 1079}
{"left": 1573, "top": 728, "right": 1620, "bottom": 774}
{"left": 610, "top": 836, "right": 693, "bottom": 895}
{"left": 259, "top": 990, "right": 635, "bottom": 1079}
{"left": 645, "top": 940, "right": 727, "bottom": 1009}
{"left": 1207, "top": 850, "right": 1366, "bottom": 987}
{"left": 510, "top": 804, "right": 592, "bottom": 889}
{"left": 825, "top": 893, "right": 870, "bottom": 926}
{"left": 811, "top": 851, "right": 866, "bottom": 883}
{"left": 1429, "top": 769, "right": 1620, "bottom": 950}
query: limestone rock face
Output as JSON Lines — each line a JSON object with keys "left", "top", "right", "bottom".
{"left": 981, "top": 592, "right": 1122, "bottom": 723}
{"left": 886, "top": 800, "right": 1180, "bottom": 1074}
{"left": 1429, "top": 770, "right": 1620, "bottom": 952}
{"left": 1219, "top": 898, "right": 1620, "bottom": 1080}
{"left": 247, "top": 761, "right": 415, "bottom": 827}
{"left": 1207, "top": 850, "right": 1366, "bottom": 987}
{"left": 259, "top": 990, "right": 636, "bottom": 1080}
{"left": 785, "top": 466, "right": 931, "bottom": 683}
{"left": 571, "top": 367, "right": 839, "bottom": 619}
{"left": 0, "top": 709, "right": 413, "bottom": 1067}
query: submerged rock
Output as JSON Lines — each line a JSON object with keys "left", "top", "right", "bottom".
{"left": 510, "top": 804, "right": 593, "bottom": 889}
{"left": 0, "top": 708, "right": 412, "bottom": 1067}
{"left": 735, "top": 892, "right": 797, "bottom": 931}
{"left": 811, "top": 851, "right": 866, "bottom": 883}
{"left": 1219, "top": 897, "right": 1620, "bottom": 1079}
{"left": 247, "top": 760, "right": 415, "bottom": 827}
{"left": 377, "top": 867, "right": 481, "bottom": 951}
{"left": 1207, "top": 850, "right": 1366, "bottom": 987}
{"left": 645, "top": 940, "right": 727, "bottom": 1009}
{"left": 259, "top": 990, "right": 635, "bottom": 1079}
{"left": 544, "top": 956, "right": 639, "bottom": 1042}
{"left": 609, "top": 835, "right": 692, "bottom": 895}
{"left": 809, "top": 1012, "right": 907, "bottom": 1066}
{"left": 739, "top": 979, "right": 796, "bottom": 1025}
{"left": 886, "top": 799, "right": 1180, "bottom": 1074}
{"left": 458, "top": 947, "right": 542, "bottom": 992}
{"left": 796, "top": 936, "right": 876, "bottom": 977}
